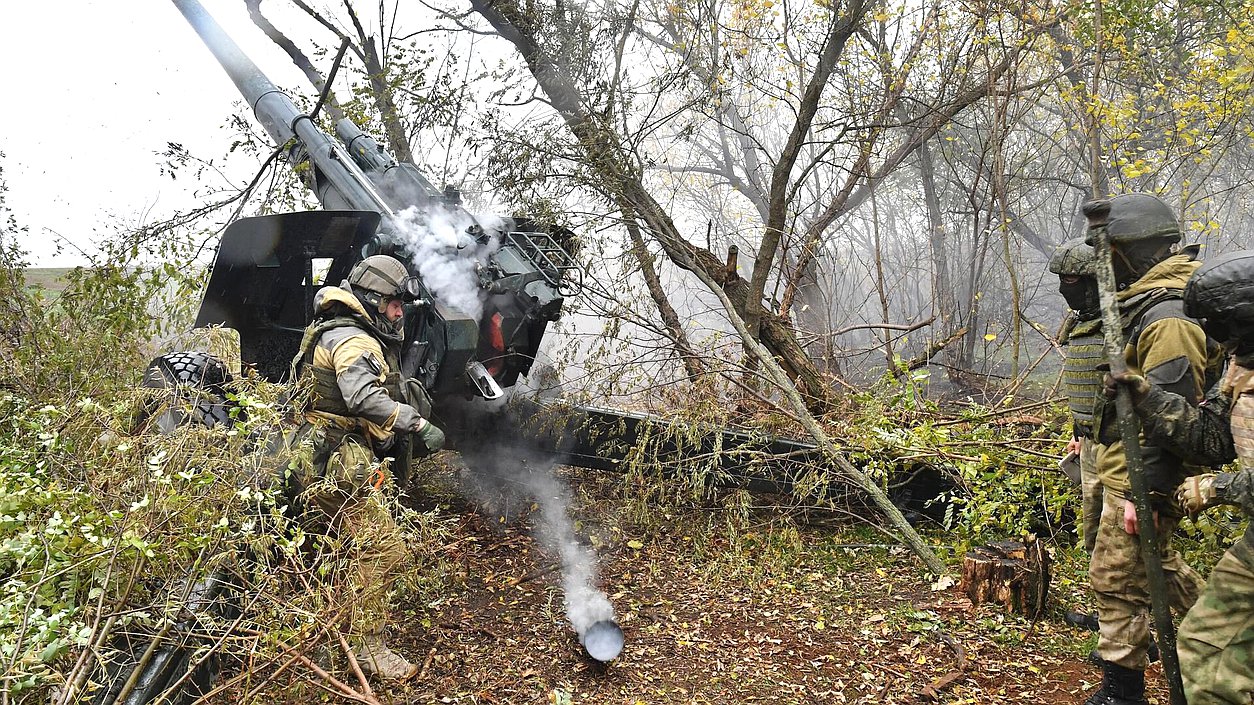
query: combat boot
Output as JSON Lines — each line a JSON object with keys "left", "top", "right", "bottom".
{"left": 1083, "top": 661, "right": 1148, "bottom": 705}
{"left": 356, "top": 635, "right": 418, "bottom": 681}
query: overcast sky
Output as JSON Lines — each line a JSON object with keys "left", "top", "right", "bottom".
{"left": 0, "top": 1, "right": 331, "bottom": 266}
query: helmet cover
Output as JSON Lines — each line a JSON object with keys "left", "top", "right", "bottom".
{"left": 1183, "top": 250, "right": 1254, "bottom": 351}
{"left": 1082, "top": 193, "right": 1181, "bottom": 247}
{"left": 1049, "top": 237, "right": 1096, "bottom": 276}
{"left": 348, "top": 254, "right": 410, "bottom": 306}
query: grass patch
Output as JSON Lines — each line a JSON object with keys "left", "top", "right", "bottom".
{"left": 23, "top": 267, "right": 73, "bottom": 296}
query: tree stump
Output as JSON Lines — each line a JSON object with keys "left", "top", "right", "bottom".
{"left": 959, "top": 538, "right": 1051, "bottom": 619}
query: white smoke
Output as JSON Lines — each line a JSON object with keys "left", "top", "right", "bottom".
{"left": 387, "top": 205, "right": 507, "bottom": 321}
{"left": 525, "top": 468, "right": 616, "bottom": 635}
{"left": 457, "top": 446, "right": 616, "bottom": 639}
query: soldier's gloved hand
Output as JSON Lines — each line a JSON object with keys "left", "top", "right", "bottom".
{"left": 1102, "top": 370, "right": 1151, "bottom": 404}
{"left": 413, "top": 418, "right": 446, "bottom": 455}
{"left": 1176, "top": 473, "right": 1219, "bottom": 516}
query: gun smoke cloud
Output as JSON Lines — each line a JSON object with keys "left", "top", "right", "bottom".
{"left": 387, "top": 205, "right": 506, "bottom": 322}
{"left": 458, "top": 434, "right": 621, "bottom": 661}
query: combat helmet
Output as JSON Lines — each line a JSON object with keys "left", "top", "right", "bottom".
{"left": 1049, "top": 237, "right": 1101, "bottom": 319}
{"left": 1183, "top": 249, "right": 1254, "bottom": 354}
{"left": 1082, "top": 193, "right": 1181, "bottom": 247}
{"left": 1082, "top": 193, "right": 1183, "bottom": 287}
{"left": 1049, "top": 237, "right": 1096, "bottom": 277}
{"left": 346, "top": 254, "right": 419, "bottom": 314}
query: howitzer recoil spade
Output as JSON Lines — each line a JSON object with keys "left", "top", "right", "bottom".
{"left": 1084, "top": 199, "right": 1187, "bottom": 705}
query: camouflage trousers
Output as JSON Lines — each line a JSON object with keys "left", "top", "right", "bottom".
{"left": 1178, "top": 539, "right": 1254, "bottom": 704}
{"left": 287, "top": 426, "right": 409, "bottom": 639}
{"left": 1089, "top": 492, "right": 1205, "bottom": 669}
{"left": 1081, "top": 439, "right": 1103, "bottom": 554}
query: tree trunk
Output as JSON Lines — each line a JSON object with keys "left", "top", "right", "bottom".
{"left": 959, "top": 539, "right": 1051, "bottom": 619}
{"left": 623, "top": 214, "right": 706, "bottom": 380}
{"left": 470, "top": 0, "right": 840, "bottom": 411}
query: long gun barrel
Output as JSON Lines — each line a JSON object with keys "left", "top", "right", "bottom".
{"left": 170, "top": 0, "right": 396, "bottom": 216}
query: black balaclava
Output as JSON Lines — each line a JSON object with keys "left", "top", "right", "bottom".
{"left": 1059, "top": 276, "right": 1102, "bottom": 320}
{"left": 1111, "top": 239, "right": 1176, "bottom": 289}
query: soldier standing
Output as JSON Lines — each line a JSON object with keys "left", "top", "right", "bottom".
{"left": 1109, "top": 250, "right": 1254, "bottom": 704}
{"left": 1051, "top": 237, "right": 1118, "bottom": 642}
{"left": 290, "top": 254, "right": 446, "bottom": 681}
{"left": 1050, "top": 237, "right": 1105, "bottom": 553}
{"left": 1083, "top": 194, "right": 1224, "bottom": 705}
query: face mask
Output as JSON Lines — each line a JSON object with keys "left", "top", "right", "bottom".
{"left": 1111, "top": 240, "right": 1175, "bottom": 288}
{"left": 1060, "top": 277, "right": 1101, "bottom": 320}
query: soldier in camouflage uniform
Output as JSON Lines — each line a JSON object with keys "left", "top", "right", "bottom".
{"left": 1082, "top": 194, "right": 1225, "bottom": 705}
{"left": 289, "top": 254, "right": 446, "bottom": 681}
{"left": 1050, "top": 237, "right": 1105, "bottom": 553}
{"left": 1109, "top": 250, "right": 1254, "bottom": 704}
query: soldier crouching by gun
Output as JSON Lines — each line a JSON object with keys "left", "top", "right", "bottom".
{"left": 286, "top": 254, "right": 446, "bottom": 681}
{"left": 1107, "top": 250, "right": 1254, "bottom": 705}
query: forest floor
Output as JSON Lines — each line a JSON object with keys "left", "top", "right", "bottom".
{"left": 267, "top": 463, "right": 1172, "bottom": 705}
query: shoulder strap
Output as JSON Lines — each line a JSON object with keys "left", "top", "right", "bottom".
{"left": 290, "top": 315, "right": 365, "bottom": 380}
{"left": 1120, "top": 287, "right": 1184, "bottom": 336}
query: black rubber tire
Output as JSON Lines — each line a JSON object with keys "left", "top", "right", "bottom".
{"left": 141, "top": 351, "right": 240, "bottom": 430}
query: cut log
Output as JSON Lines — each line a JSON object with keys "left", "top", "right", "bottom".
{"left": 958, "top": 538, "right": 1051, "bottom": 619}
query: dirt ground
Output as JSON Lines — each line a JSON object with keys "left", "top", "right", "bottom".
{"left": 214, "top": 461, "right": 1178, "bottom": 705}
{"left": 318, "top": 464, "right": 1174, "bottom": 705}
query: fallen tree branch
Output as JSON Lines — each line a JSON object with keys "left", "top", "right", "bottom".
{"left": 920, "top": 632, "right": 967, "bottom": 700}
{"left": 903, "top": 326, "right": 969, "bottom": 372}
{"left": 506, "top": 563, "right": 563, "bottom": 587}
{"left": 237, "top": 628, "right": 381, "bottom": 705}
{"left": 335, "top": 628, "right": 376, "bottom": 700}
{"left": 667, "top": 243, "right": 948, "bottom": 575}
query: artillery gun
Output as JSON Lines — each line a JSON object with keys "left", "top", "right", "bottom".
{"left": 158, "top": 0, "right": 578, "bottom": 407}
{"left": 93, "top": 2, "right": 586, "bottom": 702}
{"left": 146, "top": 0, "right": 842, "bottom": 502}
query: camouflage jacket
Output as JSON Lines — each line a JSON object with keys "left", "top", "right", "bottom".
{"left": 296, "top": 286, "right": 423, "bottom": 447}
{"left": 1135, "top": 380, "right": 1236, "bottom": 469}
{"left": 1137, "top": 358, "right": 1254, "bottom": 561}
{"left": 1094, "top": 254, "right": 1227, "bottom": 504}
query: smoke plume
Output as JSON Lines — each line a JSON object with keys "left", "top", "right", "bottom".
{"left": 387, "top": 205, "right": 505, "bottom": 321}
{"left": 525, "top": 467, "right": 615, "bottom": 635}
{"left": 457, "top": 432, "right": 616, "bottom": 639}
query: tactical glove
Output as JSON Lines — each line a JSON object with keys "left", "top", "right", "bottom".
{"left": 1175, "top": 473, "right": 1219, "bottom": 515}
{"left": 413, "top": 418, "right": 446, "bottom": 455}
{"left": 1102, "top": 370, "right": 1151, "bottom": 405}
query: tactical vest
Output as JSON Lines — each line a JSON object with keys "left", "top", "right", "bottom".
{"left": 293, "top": 315, "right": 404, "bottom": 424}
{"left": 1092, "top": 287, "right": 1188, "bottom": 444}
{"left": 1063, "top": 317, "right": 1105, "bottom": 438}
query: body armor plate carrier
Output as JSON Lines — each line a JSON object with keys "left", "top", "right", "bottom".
{"left": 1064, "top": 317, "right": 1105, "bottom": 438}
